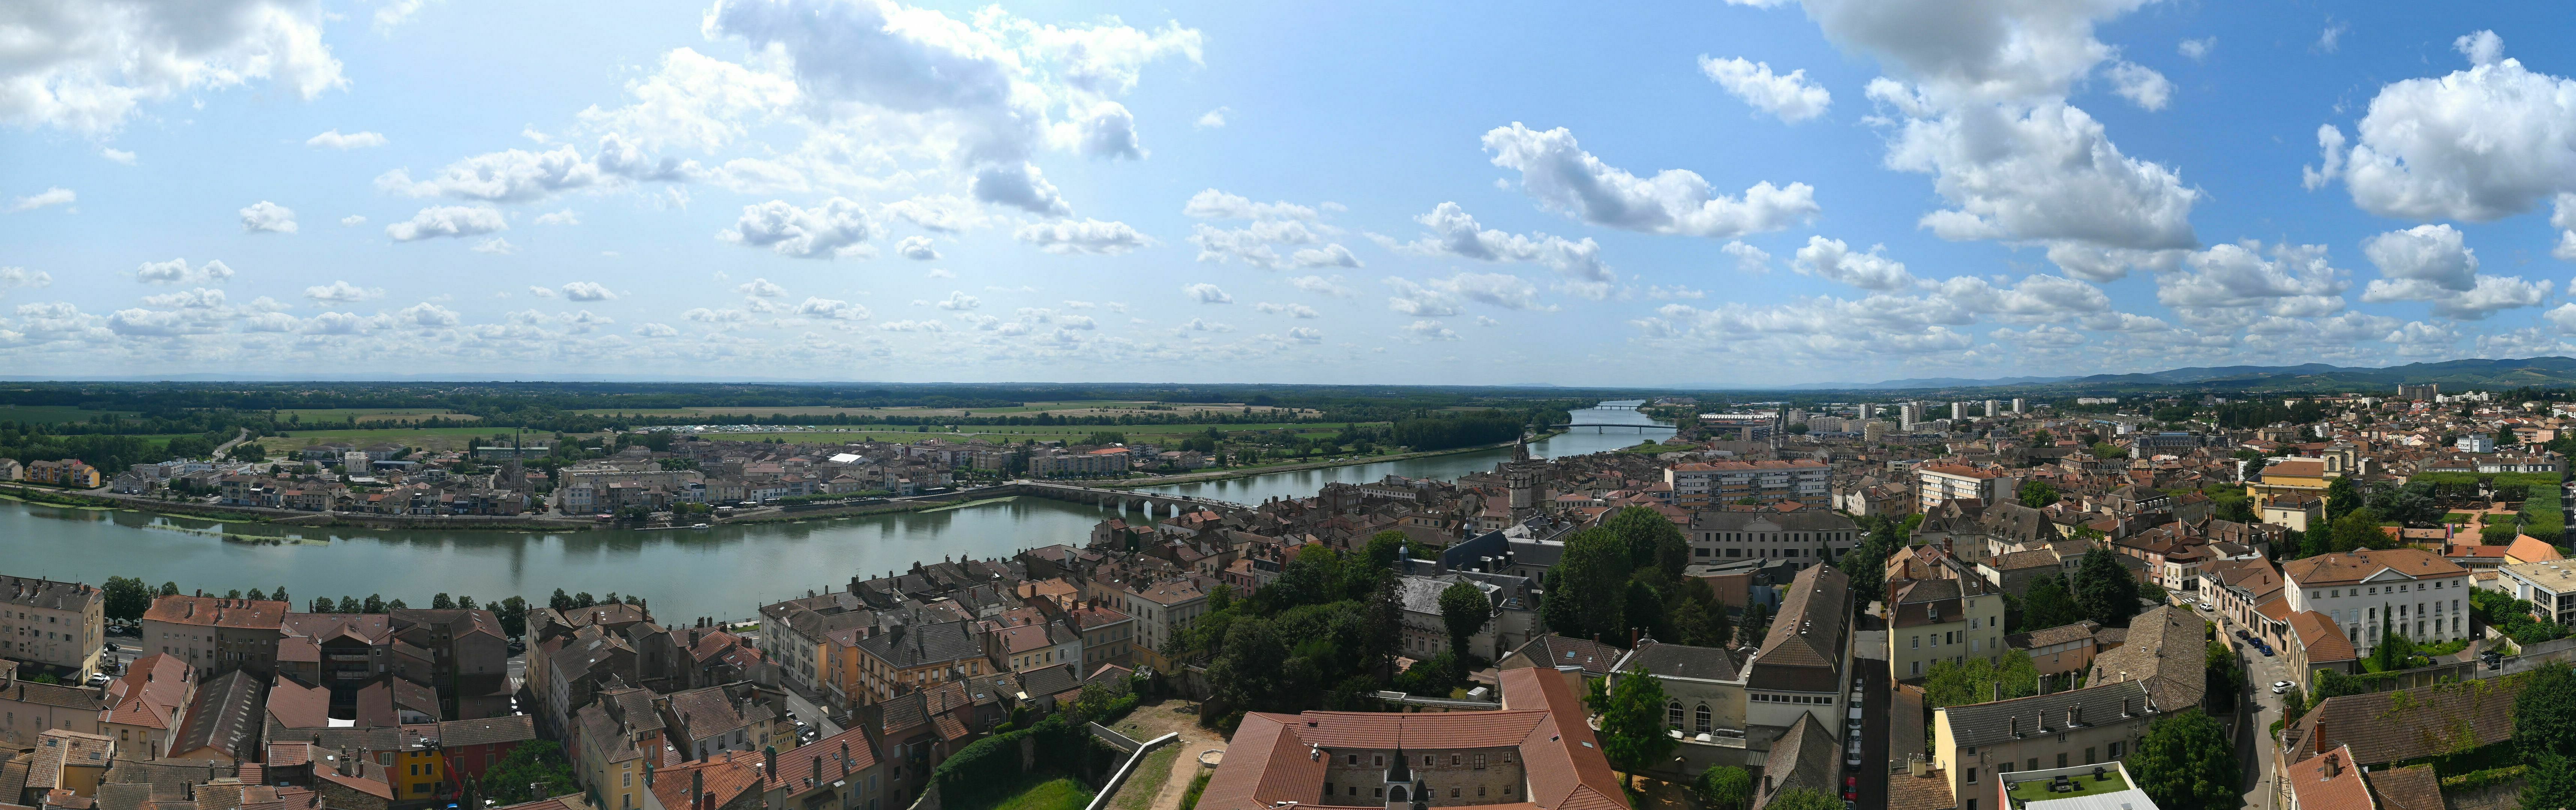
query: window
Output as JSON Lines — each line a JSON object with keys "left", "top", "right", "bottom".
{"left": 1668, "top": 701, "right": 1684, "bottom": 727}
{"left": 1910, "top": 636, "right": 1920, "bottom": 650}
{"left": 1451, "top": 789, "right": 1460, "bottom": 798}
{"left": 1451, "top": 755, "right": 1461, "bottom": 766}
{"left": 1373, "top": 755, "right": 1384, "bottom": 766}
{"left": 1966, "top": 768, "right": 1977, "bottom": 784}
{"left": 2056, "top": 753, "right": 2068, "bottom": 768}
{"left": 2108, "top": 742, "right": 2123, "bottom": 758}
{"left": 1695, "top": 705, "right": 1711, "bottom": 732}
{"left": 2085, "top": 747, "right": 2096, "bottom": 765}
{"left": 1423, "top": 755, "right": 1433, "bottom": 766}
{"left": 1350, "top": 755, "right": 1360, "bottom": 766}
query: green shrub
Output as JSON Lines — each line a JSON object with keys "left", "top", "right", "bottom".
{"left": 2442, "top": 765, "right": 2528, "bottom": 793}
{"left": 1178, "top": 771, "right": 1213, "bottom": 810}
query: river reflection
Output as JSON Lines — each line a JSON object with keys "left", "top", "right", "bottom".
{"left": 0, "top": 407, "right": 1670, "bottom": 621}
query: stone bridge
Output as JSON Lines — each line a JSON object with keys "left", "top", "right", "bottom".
{"left": 1000, "top": 480, "right": 1256, "bottom": 520}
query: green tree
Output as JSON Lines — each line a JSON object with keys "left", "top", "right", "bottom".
{"left": 337, "top": 596, "right": 361, "bottom": 613}
{"left": 1605, "top": 507, "right": 1688, "bottom": 579}
{"left": 2517, "top": 663, "right": 2576, "bottom": 764}
{"left": 1542, "top": 528, "right": 1631, "bottom": 643}
{"left": 2018, "top": 480, "right": 2060, "bottom": 508}
{"left": 362, "top": 594, "right": 386, "bottom": 613}
{"left": 2018, "top": 573, "right": 2086, "bottom": 632}
{"left": 1737, "top": 602, "right": 1773, "bottom": 646}
{"left": 480, "top": 740, "right": 577, "bottom": 804}
{"left": 157, "top": 582, "right": 179, "bottom": 597}
{"left": 2204, "top": 642, "right": 2244, "bottom": 711}
{"left": 497, "top": 596, "right": 531, "bottom": 637}
{"left": 1437, "top": 580, "right": 1491, "bottom": 662}
{"left": 309, "top": 597, "right": 335, "bottom": 613}
{"left": 2281, "top": 687, "right": 2307, "bottom": 726}
{"left": 1695, "top": 765, "right": 1753, "bottom": 810}
{"left": 2369, "top": 632, "right": 2416, "bottom": 672}
{"left": 2526, "top": 753, "right": 2576, "bottom": 810}
{"left": 1595, "top": 668, "right": 1679, "bottom": 784}
{"left": 101, "top": 577, "right": 152, "bottom": 621}
{"left": 2325, "top": 476, "right": 2361, "bottom": 520}
{"left": 549, "top": 588, "right": 574, "bottom": 611}
{"left": 2091, "top": 442, "right": 2128, "bottom": 459}
{"left": 2072, "top": 549, "right": 2142, "bottom": 627}
{"left": 1666, "top": 578, "right": 1733, "bottom": 649}
{"left": 2327, "top": 508, "right": 2391, "bottom": 552}
{"left": 431, "top": 593, "right": 455, "bottom": 609}
{"left": 2128, "top": 710, "right": 2241, "bottom": 810}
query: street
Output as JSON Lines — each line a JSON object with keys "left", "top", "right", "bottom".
{"left": 2203, "top": 603, "right": 2285, "bottom": 810}
{"left": 1856, "top": 657, "right": 1890, "bottom": 810}
{"left": 782, "top": 680, "right": 846, "bottom": 738}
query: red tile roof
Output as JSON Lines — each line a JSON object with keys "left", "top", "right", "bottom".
{"left": 144, "top": 597, "right": 287, "bottom": 630}
{"left": 2285, "top": 746, "right": 2373, "bottom": 810}
{"left": 101, "top": 655, "right": 190, "bottom": 730}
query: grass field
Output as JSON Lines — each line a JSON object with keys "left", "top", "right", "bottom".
{"left": 962, "top": 777, "right": 1094, "bottom": 810}
{"left": 280, "top": 408, "right": 481, "bottom": 424}
{"left": 0, "top": 405, "right": 134, "bottom": 424}
{"left": 1109, "top": 746, "right": 1181, "bottom": 810}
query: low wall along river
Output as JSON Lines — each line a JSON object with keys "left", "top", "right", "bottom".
{"left": 0, "top": 406, "right": 1670, "bottom": 621}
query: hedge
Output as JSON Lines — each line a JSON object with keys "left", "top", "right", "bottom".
{"left": 2440, "top": 765, "right": 2527, "bottom": 793}
{"left": 934, "top": 717, "right": 1117, "bottom": 808}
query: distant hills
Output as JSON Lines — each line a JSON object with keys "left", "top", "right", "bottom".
{"left": 1779, "top": 356, "right": 2576, "bottom": 394}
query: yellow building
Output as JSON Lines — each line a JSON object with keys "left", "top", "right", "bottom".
{"left": 391, "top": 729, "right": 446, "bottom": 801}
{"left": 2247, "top": 458, "right": 2341, "bottom": 503}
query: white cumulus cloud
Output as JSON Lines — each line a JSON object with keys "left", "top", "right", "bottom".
{"left": 239, "top": 201, "right": 297, "bottom": 233}
{"left": 307, "top": 129, "right": 387, "bottom": 149}
{"left": 1698, "top": 56, "right": 1832, "bottom": 122}
{"left": 386, "top": 206, "right": 507, "bottom": 241}
{"left": 1483, "top": 123, "right": 1818, "bottom": 239}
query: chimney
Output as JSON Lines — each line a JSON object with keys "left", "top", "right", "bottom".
{"left": 2325, "top": 753, "right": 2340, "bottom": 778}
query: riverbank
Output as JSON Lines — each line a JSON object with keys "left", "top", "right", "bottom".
{"left": 1087, "top": 434, "right": 1557, "bottom": 490}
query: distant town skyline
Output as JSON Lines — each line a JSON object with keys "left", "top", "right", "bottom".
{"left": 8, "top": 2, "right": 2576, "bottom": 385}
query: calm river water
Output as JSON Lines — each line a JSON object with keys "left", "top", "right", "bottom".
{"left": 0, "top": 406, "right": 1670, "bottom": 621}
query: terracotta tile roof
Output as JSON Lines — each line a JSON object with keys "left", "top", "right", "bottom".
{"left": 1285, "top": 710, "right": 1551, "bottom": 750}
{"left": 2003, "top": 621, "right": 2101, "bottom": 651}
{"left": 272, "top": 637, "right": 318, "bottom": 664}
{"left": 760, "top": 726, "right": 881, "bottom": 792}
{"left": 2284, "top": 746, "right": 2374, "bottom": 810}
{"left": 1199, "top": 668, "right": 1622, "bottom": 810}
{"left": 1886, "top": 769, "right": 1953, "bottom": 810}
{"left": 279, "top": 614, "right": 389, "bottom": 645}
{"left": 2, "top": 678, "right": 106, "bottom": 711}
{"left": 144, "top": 597, "right": 287, "bottom": 630}
{"left": 2282, "top": 548, "right": 2468, "bottom": 586}
{"left": 263, "top": 744, "right": 312, "bottom": 768}
{"left": 102, "top": 655, "right": 191, "bottom": 731}
{"left": 2288, "top": 612, "right": 2356, "bottom": 664}
{"left": 2286, "top": 677, "right": 2525, "bottom": 764}
{"left": 264, "top": 678, "right": 329, "bottom": 729}
{"left": 2510, "top": 536, "right": 2564, "bottom": 563}
{"left": 2364, "top": 764, "right": 2442, "bottom": 810}
{"left": 648, "top": 758, "right": 761, "bottom": 810}
{"left": 313, "top": 768, "right": 391, "bottom": 801}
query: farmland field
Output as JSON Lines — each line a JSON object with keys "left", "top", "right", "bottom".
{"left": 568, "top": 401, "right": 1320, "bottom": 419}
{"left": 259, "top": 426, "right": 511, "bottom": 453}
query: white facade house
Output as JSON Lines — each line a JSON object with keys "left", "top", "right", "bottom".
{"left": 2282, "top": 548, "right": 2471, "bottom": 657}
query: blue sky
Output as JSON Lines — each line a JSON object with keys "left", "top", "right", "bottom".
{"left": 8, "top": 0, "right": 2576, "bottom": 386}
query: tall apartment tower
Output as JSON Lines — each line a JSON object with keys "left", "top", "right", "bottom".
{"left": 2011, "top": 398, "right": 2026, "bottom": 414}
{"left": 1898, "top": 403, "right": 1921, "bottom": 431}
{"left": 1859, "top": 403, "right": 1877, "bottom": 420}
{"left": 1950, "top": 401, "right": 1967, "bottom": 421}
{"left": 2396, "top": 383, "right": 2438, "bottom": 400}
{"left": 1983, "top": 399, "right": 2000, "bottom": 417}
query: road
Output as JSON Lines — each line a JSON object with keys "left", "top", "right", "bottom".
{"left": 1855, "top": 657, "right": 1889, "bottom": 810}
{"left": 212, "top": 428, "right": 252, "bottom": 460}
{"left": 783, "top": 681, "right": 846, "bottom": 738}
{"left": 2205, "top": 603, "right": 2285, "bottom": 810}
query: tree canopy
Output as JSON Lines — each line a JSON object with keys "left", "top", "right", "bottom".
{"left": 2072, "top": 549, "right": 2142, "bottom": 627}
{"left": 2128, "top": 710, "right": 2241, "bottom": 810}
{"left": 1592, "top": 668, "right": 1679, "bottom": 780}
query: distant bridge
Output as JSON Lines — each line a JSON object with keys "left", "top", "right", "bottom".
{"left": 1542, "top": 422, "right": 1674, "bottom": 432}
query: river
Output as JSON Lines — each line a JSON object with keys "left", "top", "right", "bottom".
{"left": 0, "top": 405, "right": 1670, "bottom": 622}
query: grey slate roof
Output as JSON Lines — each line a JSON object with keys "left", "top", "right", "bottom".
{"left": 1938, "top": 680, "right": 2153, "bottom": 748}
{"left": 1618, "top": 641, "right": 1743, "bottom": 682}
{"left": 170, "top": 670, "right": 263, "bottom": 761}
{"left": 855, "top": 620, "right": 983, "bottom": 668}
{"left": 1749, "top": 564, "right": 1848, "bottom": 688}
{"left": 1751, "top": 713, "right": 1837, "bottom": 810}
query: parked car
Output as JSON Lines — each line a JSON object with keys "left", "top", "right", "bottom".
{"left": 2256, "top": 644, "right": 2275, "bottom": 657}
{"left": 2234, "top": 629, "right": 2250, "bottom": 641}
{"left": 2271, "top": 681, "right": 2293, "bottom": 694}
{"left": 85, "top": 672, "right": 111, "bottom": 687}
